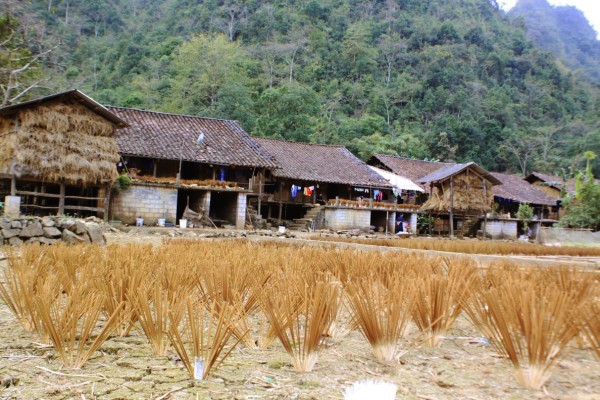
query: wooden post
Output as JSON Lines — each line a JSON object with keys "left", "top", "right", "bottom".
{"left": 449, "top": 177, "right": 454, "bottom": 238}
{"left": 385, "top": 210, "right": 389, "bottom": 235}
{"left": 10, "top": 174, "right": 16, "bottom": 196}
{"left": 104, "top": 184, "right": 111, "bottom": 222}
{"left": 58, "top": 182, "right": 66, "bottom": 216}
{"left": 257, "top": 169, "right": 263, "bottom": 215}
{"left": 482, "top": 178, "right": 487, "bottom": 239}
{"left": 153, "top": 159, "right": 158, "bottom": 177}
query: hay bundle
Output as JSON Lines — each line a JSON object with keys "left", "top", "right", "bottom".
{"left": 0, "top": 100, "right": 119, "bottom": 184}
{"left": 421, "top": 173, "right": 493, "bottom": 213}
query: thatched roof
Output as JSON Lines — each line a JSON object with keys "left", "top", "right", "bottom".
{"left": 0, "top": 90, "right": 129, "bottom": 128}
{"left": 109, "top": 107, "right": 276, "bottom": 169}
{"left": 0, "top": 91, "right": 127, "bottom": 185}
{"left": 416, "top": 162, "right": 501, "bottom": 186}
{"left": 420, "top": 171, "right": 495, "bottom": 213}
{"left": 491, "top": 172, "right": 558, "bottom": 206}
{"left": 253, "top": 137, "right": 392, "bottom": 187}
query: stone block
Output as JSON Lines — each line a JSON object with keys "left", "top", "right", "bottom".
{"left": 20, "top": 222, "right": 43, "bottom": 238}
{"left": 69, "top": 220, "right": 88, "bottom": 235}
{"left": 25, "top": 237, "right": 40, "bottom": 244}
{"left": 3, "top": 196, "right": 20, "bottom": 218}
{"left": 0, "top": 219, "right": 10, "bottom": 230}
{"left": 41, "top": 217, "right": 56, "bottom": 227}
{"left": 39, "top": 237, "right": 59, "bottom": 245}
{"left": 1, "top": 228, "right": 20, "bottom": 239}
{"left": 62, "top": 229, "right": 87, "bottom": 244}
{"left": 86, "top": 224, "right": 106, "bottom": 245}
{"left": 11, "top": 220, "right": 22, "bottom": 229}
{"left": 43, "top": 227, "right": 62, "bottom": 238}
{"left": 8, "top": 237, "right": 23, "bottom": 246}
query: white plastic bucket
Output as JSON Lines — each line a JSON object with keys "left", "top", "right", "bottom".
{"left": 157, "top": 218, "right": 166, "bottom": 227}
{"left": 136, "top": 217, "right": 144, "bottom": 226}
{"left": 179, "top": 219, "right": 188, "bottom": 229}
{"left": 278, "top": 225, "right": 286, "bottom": 234}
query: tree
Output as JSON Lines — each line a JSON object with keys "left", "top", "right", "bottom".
{"left": 560, "top": 152, "right": 600, "bottom": 231}
{"left": 164, "top": 34, "right": 254, "bottom": 116}
{"left": 254, "top": 83, "right": 320, "bottom": 142}
{"left": 0, "top": 13, "right": 56, "bottom": 105}
{"left": 501, "top": 129, "right": 542, "bottom": 175}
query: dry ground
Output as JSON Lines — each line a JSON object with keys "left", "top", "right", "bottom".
{"left": 0, "top": 232, "right": 599, "bottom": 400}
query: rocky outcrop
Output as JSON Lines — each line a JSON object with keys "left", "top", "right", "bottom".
{"left": 0, "top": 216, "right": 107, "bottom": 246}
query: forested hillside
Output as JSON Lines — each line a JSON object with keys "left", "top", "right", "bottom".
{"left": 2, "top": 0, "right": 599, "bottom": 175}
{"left": 510, "top": 0, "right": 600, "bottom": 85}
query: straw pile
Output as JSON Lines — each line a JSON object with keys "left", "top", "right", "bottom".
{"left": 0, "top": 240, "right": 597, "bottom": 388}
{"left": 0, "top": 100, "right": 119, "bottom": 185}
{"left": 421, "top": 173, "right": 493, "bottom": 213}
{"left": 313, "top": 236, "right": 600, "bottom": 257}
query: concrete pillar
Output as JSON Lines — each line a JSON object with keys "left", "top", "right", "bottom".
{"left": 410, "top": 213, "right": 418, "bottom": 235}
{"left": 236, "top": 193, "right": 247, "bottom": 229}
{"left": 387, "top": 211, "right": 396, "bottom": 234}
{"left": 3, "top": 196, "right": 21, "bottom": 218}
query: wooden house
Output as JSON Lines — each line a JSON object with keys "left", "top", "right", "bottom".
{"left": 251, "top": 137, "right": 396, "bottom": 231}
{"left": 108, "top": 107, "right": 276, "bottom": 228}
{"left": 0, "top": 90, "right": 128, "bottom": 219}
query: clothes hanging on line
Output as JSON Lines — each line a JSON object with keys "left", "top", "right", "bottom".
{"left": 304, "top": 186, "right": 315, "bottom": 196}
{"left": 291, "top": 185, "right": 301, "bottom": 198}
{"left": 373, "top": 190, "right": 383, "bottom": 201}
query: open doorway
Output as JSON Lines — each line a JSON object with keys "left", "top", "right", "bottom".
{"left": 209, "top": 192, "right": 238, "bottom": 226}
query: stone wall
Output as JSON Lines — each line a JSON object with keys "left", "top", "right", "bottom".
{"left": 0, "top": 216, "right": 106, "bottom": 246}
{"left": 537, "top": 227, "right": 600, "bottom": 245}
{"left": 484, "top": 218, "right": 517, "bottom": 240}
{"left": 323, "top": 207, "right": 371, "bottom": 230}
{"left": 111, "top": 183, "right": 177, "bottom": 225}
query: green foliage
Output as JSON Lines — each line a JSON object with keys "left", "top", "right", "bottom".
{"left": 417, "top": 214, "right": 435, "bottom": 235}
{"left": 6, "top": 0, "right": 600, "bottom": 172}
{"left": 116, "top": 174, "right": 132, "bottom": 191}
{"left": 516, "top": 203, "right": 534, "bottom": 222}
{"left": 560, "top": 152, "right": 600, "bottom": 231}
{"left": 255, "top": 83, "right": 320, "bottom": 142}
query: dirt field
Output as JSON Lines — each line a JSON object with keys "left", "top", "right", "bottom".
{"left": 1, "top": 233, "right": 599, "bottom": 400}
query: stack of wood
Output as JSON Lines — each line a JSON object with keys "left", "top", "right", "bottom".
{"left": 182, "top": 206, "right": 215, "bottom": 228}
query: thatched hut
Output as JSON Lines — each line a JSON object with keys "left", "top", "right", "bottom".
{"left": 0, "top": 90, "right": 128, "bottom": 219}
{"left": 416, "top": 162, "right": 501, "bottom": 236}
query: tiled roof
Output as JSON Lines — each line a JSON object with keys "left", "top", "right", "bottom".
{"left": 490, "top": 172, "right": 558, "bottom": 206}
{"left": 252, "top": 137, "right": 392, "bottom": 187}
{"left": 526, "top": 171, "right": 579, "bottom": 193}
{"left": 416, "top": 162, "right": 501, "bottom": 185}
{"left": 108, "top": 107, "right": 276, "bottom": 168}
{"left": 368, "top": 154, "right": 451, "bottom": 183}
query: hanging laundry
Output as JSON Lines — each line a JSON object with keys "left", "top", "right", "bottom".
{"left": 220, "top": 169, "right": 225, "bottom": 181}
{"left": 373, "top": 190, "right": 383, "bottom": 201}
{"left": 304, "top": 186, "right": 314, "bottom": 196}
{"left": 291, "top": 185, "right": 300, "bottom": 198}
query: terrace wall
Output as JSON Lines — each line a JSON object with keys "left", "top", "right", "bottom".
{"left": 323, "top": 208, "right": 371, "bottom": 230}
{"left": 111, "top": 183, "right": 177, "bottom": 225}
{"left": 484, "top": 218, "right": 517, "bottom": 240}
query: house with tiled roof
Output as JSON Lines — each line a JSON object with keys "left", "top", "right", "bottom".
{"left": 367, "top": 154, "right": 561, "bottom": 238}
{"left": 252, "top": 137, "right": 400, "bottom": 231}
{"left": 108, "top": 107, "right": 276, "bottom": 228}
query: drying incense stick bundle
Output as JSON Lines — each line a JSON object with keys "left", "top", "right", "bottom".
{"left": 34, "top": 283, "right": 123, "bottom": 369}
{"left": 167, "top": 298, "right": 245, "bottom": 380}
{"left": 464, "top": 277, "right": 581, "bottom": 389}
{"left": 411, "top": 259, "right": 479, "bottom": 347}
{"left": 260, "top": 273, "right": 340, "bottom": 372}
{"left": 345, "top": 273, "right": 415, "bottom": 362}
